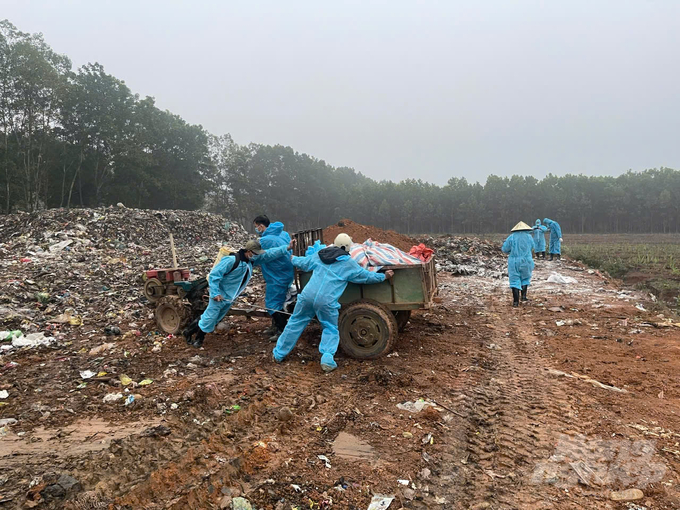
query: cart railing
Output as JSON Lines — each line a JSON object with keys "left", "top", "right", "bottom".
{"left": 293, "top": 228, "right": 324, "bottom": 257}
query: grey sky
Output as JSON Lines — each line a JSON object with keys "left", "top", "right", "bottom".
{"left": 4, "top": 0, "right": 680, "bottom": 185}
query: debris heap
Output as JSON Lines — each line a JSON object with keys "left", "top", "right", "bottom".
{"left": 0, "top": 206, "right": 251, "bottom": 338}
{"left": 422, "top": 235, "right": 506, "bottom": 278}
{"left": 324, "top": 219, "right": 418, "bottom": 253}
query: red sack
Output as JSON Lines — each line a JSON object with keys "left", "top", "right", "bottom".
{"left": 409, "top": 243, "right": 434, "bottom": 263}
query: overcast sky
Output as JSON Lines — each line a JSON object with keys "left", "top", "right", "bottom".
{"left": 3, "top": 0, "right": 679, "bottom": 185}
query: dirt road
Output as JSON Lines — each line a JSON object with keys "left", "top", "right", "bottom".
{"left": 2, "top": 257, "right": 680, "bottom": 509}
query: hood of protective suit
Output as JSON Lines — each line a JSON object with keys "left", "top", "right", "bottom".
{"left": 535, "top": 219, "right": 542, "bottom": 226}
{"left": 318, "top": 246, "right": 348, "bottom": 265}
{"left": 262, "top": 222, "right": 284, "bottom": 238}
{"left": 543, "top": 218, "right": 552, "bottom": 226}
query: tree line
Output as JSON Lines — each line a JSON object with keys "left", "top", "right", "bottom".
{"left": 2, "top": 20, "right": 680, "bottom": 234}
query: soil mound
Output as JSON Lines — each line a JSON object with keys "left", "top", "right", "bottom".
{"left": 323, "top": 219, "right": 418, "bottom": 252}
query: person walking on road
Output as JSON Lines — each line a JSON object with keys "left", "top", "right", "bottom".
{"left": 502, "top": 222, "right": 536, "bottom": 307}
{"left": 272, "top": 233, "right": 394, "bottom": 373}
{"left": 532, "top": 219, "right": 548, "bottom": 259}
{"left": 543, "top": 218, "right": 563, "bottom": 260}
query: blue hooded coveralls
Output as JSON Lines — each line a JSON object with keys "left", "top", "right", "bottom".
{"left": 502, "top": 231, "right": 535, "bottom": 290}
{"left": 199, "top": 246, "right": 289, "bottom": 333}
{"left": 532, "top": 219, "right": 547, "bottom": 253}
{"left": 255, "top": 222, "right": 295, "bottom": 314}
{"left": 543, "top": 218, "right": 562, "bottom": 255}
{"left": 273, "top": 247, "right": 386, "bottom": 371}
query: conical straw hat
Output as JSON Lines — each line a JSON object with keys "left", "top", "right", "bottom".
{"left": 511, "top": 221, "right": 532, "bottom": 232}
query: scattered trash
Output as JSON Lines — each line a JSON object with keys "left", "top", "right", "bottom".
{"left": 0, "top": 330, "right": 23, "bottom": 342}
{"left": 547, "top": 273, "right": 577, "bottom": 284}
{"left": 103, "top": 393, "right": 124, "bottom": 403}
{"left": 610, "top": 488, "right": 644, "bottom": 501}
{"left": 124, "top": 395, "right": 135, "bottom": 406}
{"left": 397, "top": 479, "right": 409, "bottom": 486}
{"left": 105, "top": 326, "right": 121, "bottom": 336}
{"left": 119, "top": 375, "right": 133, "bottom": 386}
{"left": 396, "top": 399, "right": 434, "bottom": 413}
{"left": 402, "top": 432, "right": 413, "bottom": 438}
{"left": 79, "top": 370, "right": 96, "bottom": 379}
{"left": 547, "top": 306, "right": 564, "bottom": 313}
{"left": 0, "top": 418, "right": 17, "bottom": 426}
{"left": 317, "top": 455, "right": 332, "bottom": 469}
{"left": 547, "top": 369, "right": 628, "bottom": 393}
{"left": 138, "top": 379, "right": 153, "bottom": 386}
{"left": 366, "top": 495, "right": 394, "bottom": 510}
{"left": 11, "top": 332, "right": 57, "bottom": 349}
{"left": 487, "top": 343, "right": 501, "bottom": 350}
{"left": 635, "top": 304, "right": 647, "bottom": 312}
{"left": 231, "top": 497, "right": 253, "bottom": 510}
{"left": 0, "top": 391, "right": 8, "bottom": 399}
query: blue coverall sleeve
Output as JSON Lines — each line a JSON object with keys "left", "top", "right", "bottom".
{"left": 292, "top": 255, "right": 316, "bottom": 273}
{"left": 540, "top": 226, "right": 547, "bottom": 233}
{"left": 501, "top": 237, "right": 512, "bottom": 254}
{"left": 345, "top": 261, "right": 387, "bottom": 284}
{"left": 251, "top": 245, "right": 290, "bottom": 265}
{"left": 208, "top": 256, "right": 234, "bottom": 298}
{"left": 553, "top": 222, "right": 562, "bottom": 238}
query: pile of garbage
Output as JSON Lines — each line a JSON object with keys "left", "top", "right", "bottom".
{"left": 0, "top": 205, "right": 252, "bottom": 342}
{"left": 422, "top": 235, "right": 506, "bottom": 278}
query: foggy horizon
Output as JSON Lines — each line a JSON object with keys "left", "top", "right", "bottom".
{"left": 3, "top": 0, "right": 679, "bottom": 186}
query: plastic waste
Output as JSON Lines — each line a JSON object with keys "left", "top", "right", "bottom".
{"left": 366, "top": 495, "right": 394, "bottom": 510}
{"left": 125, "top": 395, "right": 135, "bottom": 406}
{"left": 0, "top": 330, "right": 23, "bottom": 342}
{"left": 119, "top": 375, "right": 133, "bottom": 386}
{"left": 138, "top": 379, "right": 153, "bottom": 386}
{"left": 547, "top": 273, "right": 577, "bottom": 284}
{"left": 103, "top": 393, "right": 124, "bottom": 403}
{"left": 317, "top": 454, "right": 332, "bottom": 468}
{"left": 80, "top": 370, "right": 96, "bottom": 379}
{"left": 12, "top": 332, "right": 56, "bottom": 348}
{"left": 0, "top": 390, "right": 8, "bottom": 399}
{"left": 231, "top": 497, "right": 253, "bottom": 510}
{"left": 396, "top": 399, "right": 433, "bottom": 413}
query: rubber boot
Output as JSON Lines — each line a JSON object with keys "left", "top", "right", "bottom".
{"left": 183, "top": 318, "right": 200, "bottom": 345}
{"left": 556, "top": 254, "right": 561, "bottom": 260}
{"left": 192, "top": 329, "right": 206, "bottom": 348}
{"left": 271, "top": 312, "right": 289, "bottom": 342}
{"left": 512, "top": 288, "right": 520, "bottom": 307}
{"left": 542, "top": 252, "right": 546, "bottom": 259}
{"left": 549, "top": 253, "right": 554, "bottom": 261}
{"left": 264, "top": 317, "right": 277, "bottom": 336}
{"left": 521, "top": 285, "right": 528, "bottom": 302}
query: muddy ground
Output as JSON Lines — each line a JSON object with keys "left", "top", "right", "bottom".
{"left": 2, "top": 257, "right": 680, "bottom": 509}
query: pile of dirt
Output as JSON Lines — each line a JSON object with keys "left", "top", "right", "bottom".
{"left": 324, "top": 219, "right": 419, "bottom": 252}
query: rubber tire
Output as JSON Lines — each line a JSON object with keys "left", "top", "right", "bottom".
{"left": 393, "top": 310, "right": 412, "bottom": 333}
{"left": 339, "top": 300, "right": 398, "bottom": 359}
{"left": 155, "top": 296, "right": 190, "bottom": 335}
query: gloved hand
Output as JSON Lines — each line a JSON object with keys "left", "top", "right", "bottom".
{"left": 213, "top": 295, "right": 224, "bottom": 302}
{"left": 384, "top": 270, "right": 395, "bottom": 280}
{"left": 559, "top": 238, "right": 563, "bottom": 243}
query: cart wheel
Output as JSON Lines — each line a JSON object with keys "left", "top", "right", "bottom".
{"left": 144, "top": 278, "right": 164, "bottom": 303}
{"left": 155, "top": 296, "right": 190, "bottom": 335}
{"left": 339, "top": 301, "right": 398, "bottom": 359}
{"left": 393, "top": 310, "right": 412, "bottom": 333}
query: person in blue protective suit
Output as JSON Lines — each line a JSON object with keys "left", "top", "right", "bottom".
{"left": 543, "top": 218, "right": 563, "bottom": 260}
{"left": 252, "top": 215, "right": 295, "bottom": 341}
{"left": 183, "top": 240, "right": 293, "bottom": 348}
{"left": 502, "top": 222, "right": 536, "bottom": 307}
{"left": 273, "top": 233, "right": 395, "bottom": 373}
{"left": 532, "top": 219, "right": 548, "bottom": 259}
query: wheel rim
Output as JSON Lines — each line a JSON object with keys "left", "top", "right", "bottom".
{"left": 144, "top": 278, "right": 164, "bottom": 302}
{"left": 158, "top": 304, "right": 181, "bottom": 332}
{"left": 344, "top": 311, "right": 388, "bottom": 350}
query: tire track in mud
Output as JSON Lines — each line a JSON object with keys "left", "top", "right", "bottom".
{"left": 439, "top": 292, "right": 602, "bottom": 509}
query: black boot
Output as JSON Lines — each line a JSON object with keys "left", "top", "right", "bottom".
{"left": 541, "top": 252, "right": 546, "bottom": 259}
{"left": 271, "top": 312, "right": 288, "bottom": 342}
{"left": 549, "top": 253, "right": 554, "bottom": 261}
{"left": 192, "top": 329, "right": 206, "bottom": 348}
{"left": 521, "top": 285, "right": 528, "bottom": 302}
{"left": 556, "top": 254, "right": 561, "bottom": 260}
{"left": 183, "top": 318, "right": 200, "bottom": 344}
{"left": 512, "top": 288, "right": 520, "bottom": 307}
